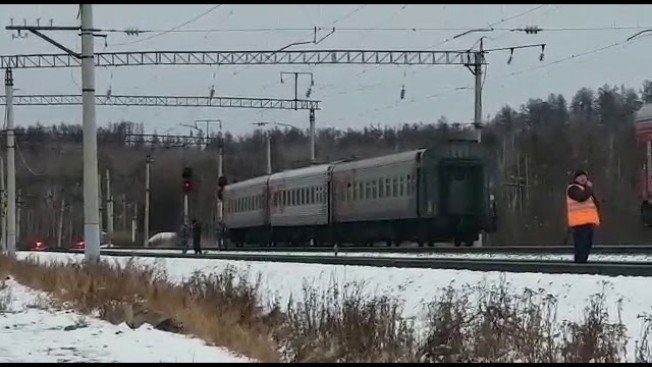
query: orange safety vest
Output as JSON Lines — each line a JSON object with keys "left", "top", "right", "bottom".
{"left": 566, "top": 184, "right": 600, "bottom": 227}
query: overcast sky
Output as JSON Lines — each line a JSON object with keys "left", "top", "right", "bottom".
{"left": 1, "top": 4, "right": 651, "bottom": 136}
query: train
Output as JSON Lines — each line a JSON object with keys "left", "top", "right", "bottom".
{"left": 221, "top": 140, "right": 497, "bottom": 247}
{"left": 636, "top": 102, "right": 652, "bottom": 226}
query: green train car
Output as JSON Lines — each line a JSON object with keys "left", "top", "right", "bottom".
{"left": 223, "top": 140, "right": 497, "bottom": 247}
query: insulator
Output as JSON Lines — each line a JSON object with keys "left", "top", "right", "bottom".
{"left": 400, "top": 85, "right": 406, "bottom": 100}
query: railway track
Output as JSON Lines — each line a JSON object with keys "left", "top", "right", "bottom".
{"left": 98, "top": 244, "right": 652, "bottom": 255}
{"left": 40, "top": 248, "right": 652, "bottom": 277}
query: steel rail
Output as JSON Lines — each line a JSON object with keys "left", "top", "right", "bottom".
{"left": 39, "top": 249, "right": 652, "bottom": 277}
{"left": 91, "top": 245, "right": 652, "bottom": 255}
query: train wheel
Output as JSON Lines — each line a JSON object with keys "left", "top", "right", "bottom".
{"left": 386, "top": 240, "right": 392, "bottom": 247}
{"left": 427, "top": 241, "right": 434, "bottom": 247}
{"left": 418, "top": 241, "right": 424, "bottom": 247}
{"left": 454, "top": 239, "right": 462, "bottom": 247}
{"left": 464, "top": 240, "right": 474, "bottom": 247}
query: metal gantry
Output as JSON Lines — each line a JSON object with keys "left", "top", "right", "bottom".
{"left": 0, "top": 94, "right": 321, "bottom": 110}
{"left": 0, "top": 49, "right": 484, "bottom": 69}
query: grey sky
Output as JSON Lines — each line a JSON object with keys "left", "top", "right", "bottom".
{"left": 1, "top": 4, "right": 651, "bottom": 136}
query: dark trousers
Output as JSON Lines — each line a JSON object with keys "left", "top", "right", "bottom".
{"left": 572, "top": 224, "right": 594, "bottom": 263}
{"left": 193, "top": 238, "right": 202, "bottom": 254}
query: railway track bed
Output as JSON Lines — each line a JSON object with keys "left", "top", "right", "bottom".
{"left": 41, "top": 248, "right": 652, "bottom": 277}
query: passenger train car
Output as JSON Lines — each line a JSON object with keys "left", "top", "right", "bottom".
{"left": 222, "top": 140, "right": 496, "bottom": 247}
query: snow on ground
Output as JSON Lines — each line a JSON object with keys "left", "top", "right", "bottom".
{"left": 0, "top": 275, "right": 251, "bottom": 363}
{"left": 18, "top": 251, "right": 652, "bottom": 362}
{"left": 101, "top": 248, "right": 652, "bottom": 263}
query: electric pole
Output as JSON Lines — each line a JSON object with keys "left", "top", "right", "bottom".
{"left": 281, "top": 71, "right": 317, "bottom": 162}
{"left": 0, "top": 155, "right": 5, "bottom": 252}
{"left": 106, "top": 168, "right": 113, "bottom": 246}
{"left": 16, "top": 189, "right": 21, "bottom": 245}
{"left": 57, "top": 191, "right": 65, "bottom": 249}
{"left": 98, "top": 172, "right": 103, "bottom": 233}
{"left": 144, "top": 154, "right": 153, "bottom": 248}
{"left": 4, "top": 68, "right": 15, "bottom": 257}
{"left": 309, "top": 108, "right": 316, "bottom": 163}
{"left": 81, "top": 4, "right": 101, "bottom": 263}
{"left": 131, "top": 204, "right": 137, "bottom": 244}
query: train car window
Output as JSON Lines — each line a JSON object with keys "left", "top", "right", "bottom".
{"left": 358, "top": 182, "right": 364, "bottom": 200}
{"left": 346, "top": 183, "right": 352, "bottom": 202}
{"left": 372, "top": 180, "right": 377, "bottom": 199}
{"left": 378, "top": 178, "right": 384, "bottom": 198}
{"left": 364, "top": 181, "right": 369, "bottom": 200}
{"left": 311, "top": 187, "right": 315, "bottom": 204}
{"left": 406, "top": 175, "right": 412, "bottom": 195}
{"left": 385, "top": 178, "right": 391, "bottom": 198}
{"left": 392, "top": 177, "right": 398, "bottom": 197}
{"left": 399, "top": 176, "right": 405, "bottom": 196}
{"left": 301, "top": 188, "right": 306, "bottom": 205}
{"left": 412, "top": 175, "right": 417, "bottom": 196}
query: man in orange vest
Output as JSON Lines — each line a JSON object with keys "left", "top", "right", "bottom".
{"left": 566, "top": 170, "right": 601, "bottom": 263}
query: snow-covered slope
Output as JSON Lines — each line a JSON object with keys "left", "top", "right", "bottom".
{"left": 0, "top": 276, "right": 251, "bottom": 363}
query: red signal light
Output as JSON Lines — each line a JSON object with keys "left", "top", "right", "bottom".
{"left": 183, "top": 179, "right": 193, "bottom": 193}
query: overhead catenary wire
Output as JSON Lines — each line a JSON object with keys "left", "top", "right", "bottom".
{"left": 15, "top": 140, "right": 46, "bottom": 177}
{"left": 110, "top": 4, "right": 223, "bottom": 47}
{"left": 351, "top": 32, "right": 652, "bottom": 124}
{"left": 96, "top": 24, "right": 652, "bottom": 35}
{"left": 320, "top": 4, "right": 550, "bottom": 98}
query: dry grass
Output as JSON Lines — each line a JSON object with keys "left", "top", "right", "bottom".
{"left": 418, "top": 281, "right": 628, "bottom": 363}
{"left": 0, "top": 276, "right": 11, "bottom": 312}
{"left": 0, "top": 255, "right": 278, "bottom": 362}
{"left": 0, "top": 254, "right": 645, "bottom": 362}
{"left": 276, "top": 282, "right": 417, "bottom": 362}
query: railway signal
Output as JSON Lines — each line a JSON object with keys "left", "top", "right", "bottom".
{"left": 182, "top": 166, "right": 193, "bottom": 193}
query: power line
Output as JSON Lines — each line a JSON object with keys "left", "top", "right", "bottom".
{"left": 94, "top": 24, "right": 652, "bottom": 36}
{"left": 325, "top": 5, "right": 368, "bottom": 27}
{"left": 344, "top": 32, "right": 652, "bottom": 125}
{"left": 330, "top": 4, "right": 548, "bottom": 96}
{"left": 499, "top": 33, "right": 652, "bottom": 80}
{"left": 428, "top": 5, "right": 549, "bottom": 49}
{"left": 110, "top": 4, "right": 223, "bottom": 47}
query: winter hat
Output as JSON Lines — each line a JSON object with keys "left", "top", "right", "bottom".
{"left": 573, "top": 170, "right": 588, "bottom": 180}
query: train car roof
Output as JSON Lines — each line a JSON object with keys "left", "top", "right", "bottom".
{"left": 269, "top": 163, "right": 333, "bottom": 182}
{"left": 332, "top": 149, "right": 425, "bottom": 172}
{"left": 224, "top": 175, "right": 269, "bottom": 190}
{"left": 636, "top": 103, "right": 652, "bottom": 123}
